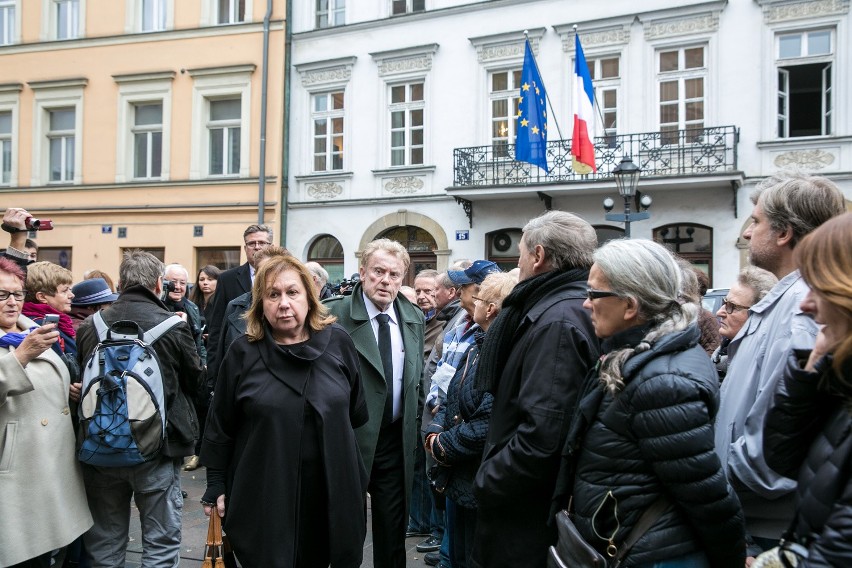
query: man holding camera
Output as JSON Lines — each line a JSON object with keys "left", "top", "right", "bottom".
{"left": 2, "top": 207, "right": 46, "bottom": 271}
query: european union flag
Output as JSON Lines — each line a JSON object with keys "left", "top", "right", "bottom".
{"left": 515, "top": 39, "right": 549, "bottom": 173}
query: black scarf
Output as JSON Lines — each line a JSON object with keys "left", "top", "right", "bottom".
{"left": 475, "top": 267, "right": 589, "bottom": 393}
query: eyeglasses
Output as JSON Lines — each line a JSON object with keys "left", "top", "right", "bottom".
{"left": 586, "top": 288, "right": 621, "bottom": 300}
{"left": 0, "top": 289, "right": 27, "bottom": 302}
{"left": 245, "top": 240, "right": 271, "bottom": 249}
{"left": 720, "top": 298, "right": 751, "bottom": 314}
{"left": 471, "top": 295, "right": 491, "bottom": 304}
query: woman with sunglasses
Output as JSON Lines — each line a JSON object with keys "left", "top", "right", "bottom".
{"left": 567, "top": 239, "right": 745, "bottom": 568}
{"left": 712, "top": 267, "right": 778, "bottom": 380}
{"left": 759, "top": 212, "right": 852, "bottom": 567}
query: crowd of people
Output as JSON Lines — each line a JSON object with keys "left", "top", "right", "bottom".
{"left": 1, "top": 169, "right": 850, "bottom": 568}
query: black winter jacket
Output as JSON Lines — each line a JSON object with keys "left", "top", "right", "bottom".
{"left": 764, "top": 352, "right": 852, "bottom": 567}
{"left": 571, "top": 324, "right": 746, "bottom": 568}
{"left": 427, "top": 333, "right": 492, "bottom": 509}
{"left": 76, "top": 285, "right": 205, "bottom": 458}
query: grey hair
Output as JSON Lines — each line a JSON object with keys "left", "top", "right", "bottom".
{"left": 243, "top": 224, "right": 274, "bottom": 241}
{"left": 360, "top": 238, "right": 411, "bottom": 271}
{"left": 415, "top": 269, "right": 440, "bottom": 281}
{"left": 119, "top": 250, "right": 165, "bottom": 292}
{"left": 522, "top": 211, "right": 597, "bottom": 271}
{"left": 435, "top": 272, "right": 457, "bottom": 291}
{"left": 751, "top": 172, "right": 845, "bottom": 247}
{"left": 304, "top": 261, "right": 329, "bottom": 285}
{"left": 593, "top": 239, "right": 698, "bottom": 394}
{"left": 164, "top": 263, "right": 189, "bottom": 282}
{"left": 737, "top": 266, "right": 778, "bottom": 305}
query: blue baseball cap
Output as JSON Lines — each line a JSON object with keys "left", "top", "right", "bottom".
{"left": 447, "top": 260, "right": 501, "bottom": 286}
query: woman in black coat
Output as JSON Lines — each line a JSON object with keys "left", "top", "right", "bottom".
{"left": 201, "top": 255, "right": 369, "bottom": 568}
{"left": 569, "top": 239, "right": 745, "bottom": 568}
{"left": 761, "top": 212, "right": 852, "bottom": 567}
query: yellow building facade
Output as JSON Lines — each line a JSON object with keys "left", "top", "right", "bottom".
{"left": 0, "top": 0, "right": 286, "bottom": 281}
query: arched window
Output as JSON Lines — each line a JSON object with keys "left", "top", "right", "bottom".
{"left": 308, "top": 234, "right": 344, "bottom": 284}
{"left": 593, "top": 225, "right": 626, "bottom": 246}
{"left": 377, "top": 226, "right": 437, "bottom": 285}
{"left": 653, "top": 223, "right": 713, "bottom": 283}
{"left": 486, "top": 228, "right": 522, "bottom": 271}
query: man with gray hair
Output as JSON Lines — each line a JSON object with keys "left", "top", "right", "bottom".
{"left": 305, "top": 261, "right": 333, "bottom": 300}
{"left": 471, "top": 211, "right": 600, "bottom": 568}
{"left": 714, "top": 172, "right": 846, "bottom": 558}
{"left": 76, "top": 250, "right": 205, "bottom": 567}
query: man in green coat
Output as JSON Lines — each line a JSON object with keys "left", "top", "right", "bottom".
{"left": 325, "top": 238, "right": 425, "bottom": 568}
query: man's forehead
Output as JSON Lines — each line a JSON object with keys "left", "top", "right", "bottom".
{"left": 414, "top": 277, "right": 436, "bottom": 288}
{"left": 245, "top": 231, "right": 270, "bottom": 241}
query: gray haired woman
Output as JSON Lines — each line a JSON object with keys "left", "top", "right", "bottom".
{"left": 565, "top": 239, "right": 745, "bottom": 568}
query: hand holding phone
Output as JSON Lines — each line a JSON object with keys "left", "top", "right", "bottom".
{"left": 42, "top": 314, "right": 60, "bottom": 325}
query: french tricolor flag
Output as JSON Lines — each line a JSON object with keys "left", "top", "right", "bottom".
{"left": 572, "top": 34, "right": 597, "bottom": 173}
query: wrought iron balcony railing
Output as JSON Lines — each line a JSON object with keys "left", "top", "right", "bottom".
{"left": 452, "top": 125, "right": 739, "bottom": 187}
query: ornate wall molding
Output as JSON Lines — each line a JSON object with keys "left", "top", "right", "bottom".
{"left": 377, "top": 54, "right": 433, "bottom": 76}
{"left": 773, "top": 149, "right": 836, "bottom": 169}
{"left": 307, "top": 181, "right": 344, "bottom": 199}
{"left": 469, "top": 28, "right": 545, "bottom": 64}
{"left": 644, "top": 13, "right": 720, "bottom": 40}
{"left": 762, "top": 0, "right": 849, "bottom": 23}
{"left": 559, "top": 26, "right": 630, "bottom": 54}
{"left": 383, "top": 176, "right": 424, "bottom": 195}
{"left": 295, "top": 57, "right": 356, "bottom": 88}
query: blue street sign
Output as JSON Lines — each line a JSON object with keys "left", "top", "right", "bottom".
{"left": 456, "top": 230, "right": 469, "bottom": 241}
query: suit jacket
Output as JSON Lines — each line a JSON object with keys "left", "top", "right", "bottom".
{"left": 206, "top": 262, "right": 252, "bottom": 381}
{"left": 324, "top": 283, "right": 424, "bottom": 493}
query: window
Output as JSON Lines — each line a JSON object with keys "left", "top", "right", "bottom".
{"left": 657, "top": 46, "right": 706, "bottom": 145}
{"left": 133, "top": 103, "right": 162, "bottom": 179}
{"left": 307, "top": 235, "right": 344, "bottom": 284}
{"left": 391, "top": 0, "right": 424, "bottom": 15}
{"left": 217, "top": 0, "right": 244, "bottom": 24}
{"left": 48, "top": 108, "right": 75, "bottom": 183}
{"left": 593, "top": 225, "right": 625, "bottom": 245}
{"left": 489, "top": 69, "right": 521, "bottom": 158}
{"left": 312, "top": 92, "right": 344, "bottom": 172}
{"left": 0, "top": 0, "right": 15, "bottom": 45}
{"left": 653, "top": 223, "right": 713, "bottom": 281}
{"left": 389, "top": 82, "right": 424, "bottom": 166}
{"left": 54, "top": 0, "right": 79, "bottom": 39}
{"left": 587, "top": 56, "right": 620, "bottom": 139}
{"left": 196, "top": 247, "right": 240, "bottom": 271}
{"left": 777, "top": 30, "right": 833, "bottom": 137}
{"left": 39, "top": 247, "right": 72, "bottom": 269}
{"left": 0, "top": 111, "right": 10, "bottom": 185}
{"left": 141, "top": 0, "right": 166, "bottom": 31}
{"left": 316, "top": 0, "right": 344, "bottom": 28}
{"left": 377, "top": 226, "right": 436, "bottom": 285}
{"left": 208, "top": 98, "right": 241, "bottom": 176}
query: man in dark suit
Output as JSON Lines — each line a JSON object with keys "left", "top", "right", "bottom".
{"left": 325, "top": 238, "right": 425, "bottom": 568}
{"left": 204, "top": 224, "right": 273, "bottom": 383}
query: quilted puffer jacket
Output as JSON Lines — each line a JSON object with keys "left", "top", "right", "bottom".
{"left": 427, "top": 332, "right": 492, "bottom": 509}
{"left": 764, "top": 352, "right": 852, "bottom": 567}
{"left": 571, "top": 323, "right": 746, "bottom": 568}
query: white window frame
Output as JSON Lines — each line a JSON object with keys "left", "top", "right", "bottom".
{"left": 656, "top": 44, "right": 708, "bottom": 143}
{"left": 115, "top": 74, "right": 173, "bottom": 183}
{"left": 207, "top": 98, "right": 241, "bottom": 176}
{"left": 0, "top": 88, "right": 20, "bottom": 187}
{"left": 775, "top": 28, "right": 834, "bottom": 138}
{"left": 200, "top": 0, "right": 251, "bottom": 26}
{"left": 41, "top": 0, "right": 85, "bottom": 40}
{"left": 390, "top": 0, "right": 424, "bottom": 16}
{"left": 488, "top": 67, "right": 522, "bottom": 159}
{"left": 188, "top": 66, "right": 252, "bottom": 179}
{"left": 30, "top": 81, "right": 84, "bottom": 186}
{"left": 311, "top": 91, "right": 345, "bottom": 172}
{"left": 586, "top": 55, "right": 621, "bottom": 139}
{"left": 125, "top": 0, "right": 173, "bottom": 33}
{"left": 316, "top": 0, "right": 344, "bottom": 28}
{"left": 47, "top": 108, "right": 75, "bottom": 183}
{"left": 388, "top": 80, "right": 425, "bottom": 167}
{"left": 0, "top": 0, "right": 21, "bottom": 46}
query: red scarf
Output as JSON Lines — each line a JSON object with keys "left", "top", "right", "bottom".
{"left": 22, "top": 302, "right": 77, "bottom": 338}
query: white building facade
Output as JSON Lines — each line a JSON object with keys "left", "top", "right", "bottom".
{"left": 286, "top": 0, "right": 851, "bottom": 287}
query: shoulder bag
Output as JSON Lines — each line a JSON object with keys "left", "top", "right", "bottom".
{"left": 202, "top": 511, "right": 237, "bottom": 568}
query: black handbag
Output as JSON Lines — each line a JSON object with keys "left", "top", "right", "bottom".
{"left": 547, "top": 497, "right": 670, "bottom": 568}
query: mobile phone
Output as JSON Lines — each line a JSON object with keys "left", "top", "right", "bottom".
{"left": 42, "top": 314, "right": 60, "bottom": 325}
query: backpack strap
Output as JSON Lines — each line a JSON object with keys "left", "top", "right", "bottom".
{"left": 143, "top": 315, "right": 184, "bottom": 344}
{"left": 92, "top": 311, "right": 110, "bottom": 342}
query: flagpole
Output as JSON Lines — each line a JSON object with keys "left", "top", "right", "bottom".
{"left": 523, "top": 30, "right": 564, "bottom": 142}
{"left": 573, "top": 25, "right": 608, "bottom": 138}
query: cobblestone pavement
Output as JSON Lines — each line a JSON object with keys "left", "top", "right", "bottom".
{"left": 122, "top": 466, "right": 430, "bottom": 567}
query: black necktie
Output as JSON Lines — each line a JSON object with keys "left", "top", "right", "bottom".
{"left": 376, "top": 313, "right": 394, "bottom": 426}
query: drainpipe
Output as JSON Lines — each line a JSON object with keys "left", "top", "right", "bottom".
{"left": 257, "top": 0, "right": 273, "bottom": 224}
{"left": 279, "top": 0, "right": 292, "bottom": 247}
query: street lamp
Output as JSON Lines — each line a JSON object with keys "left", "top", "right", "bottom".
{"left": 604, "top": 156, "right": 651, "bottom": 238}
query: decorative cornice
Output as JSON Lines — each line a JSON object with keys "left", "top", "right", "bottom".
{"left": 307, "top": 181, "right": 343, "bottom": 199}
{"left": 556, "top": 24, "right": 630, "bottom": 54}
{"left": 371, "top": 44, "right": 438, "bottom": 77}
{"left": 759, "top": 0, "right": 849, "bottom": 23}
{"left": 0, "top": 83, "right": 24, "bottom": 93}
{"left": 112, "top": 71, "right": 176, "bottom": 84}
{"left": 468, "top": 28, "right": 546, "bottom": 63}
{"left": 644, "top": 12, "right": 720, "bottom": 40}
{"left": 383, "top": 176, "right": 424, "bottom": 195}
{"left": 774, "top": 149, "right": 836, "bottom": 169}
{"left": 186, "top": 64, "right": 256, "bottom": 78}
{"left": 28, "top": 78, "right": 88, "bottom": 90}
{"left": 295, "top": 56, "right": 357, "bottom": 88}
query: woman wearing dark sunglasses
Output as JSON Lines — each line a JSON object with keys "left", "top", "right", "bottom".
{"left": 712, "top": 267, "right": 778, "bottom": 380}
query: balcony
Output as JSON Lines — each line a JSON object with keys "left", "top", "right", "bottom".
{"left": 452, "top": 125, "right": 740, "bottom": 188}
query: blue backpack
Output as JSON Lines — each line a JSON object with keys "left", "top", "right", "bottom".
{"left": 77, "top": 313, "right": 182, "bottom": 467}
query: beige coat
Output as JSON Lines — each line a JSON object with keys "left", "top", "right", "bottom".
{"left": 0, "top": 315, "right": 92, "bottom": 566}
